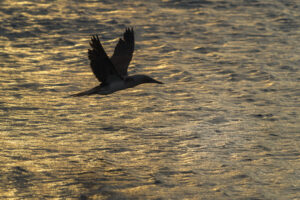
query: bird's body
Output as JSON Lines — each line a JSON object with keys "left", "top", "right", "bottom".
{"left": 72, "top": 28, "right": 162, "bottom": 97}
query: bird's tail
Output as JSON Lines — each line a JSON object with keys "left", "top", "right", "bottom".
{"left": 69, "top": 86, "right": 101, "bottom": 97}
{"left": 69, "top": 91, "right": 90, "bottom": 97}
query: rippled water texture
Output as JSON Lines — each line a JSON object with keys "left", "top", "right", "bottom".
{"left": 1, "top": 0, "right": 299, "bottom": 199}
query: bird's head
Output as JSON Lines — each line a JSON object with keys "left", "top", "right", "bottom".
{"left": 126, "top": 75, "right": 163, "bottom": 87}
{"left": 143, "top": 76, "right": 163, "bottom": 84}
{"left": 134, "top": 75, "right": 163, "bottom": 84}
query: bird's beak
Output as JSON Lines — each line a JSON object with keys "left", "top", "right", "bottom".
{"left": 151, "top": 79, "right": 163, "bottom": 84}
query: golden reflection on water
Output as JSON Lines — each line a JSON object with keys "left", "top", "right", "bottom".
{"left": 1, "top": 0, "right": 300, "bottom": 199}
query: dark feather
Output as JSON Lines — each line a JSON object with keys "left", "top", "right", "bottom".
{"left": 88, "top": 35, "right": 122, "bottom": 83}
{"left": 111, "top": 27, "right": 135, "bottom": 77}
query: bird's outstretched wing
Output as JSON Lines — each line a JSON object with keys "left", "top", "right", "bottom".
{"left": 88, "top": 35, "right": 122, "bottom": 84}
{"left": 110, "top": 28, "right": 135, "bottom": 77}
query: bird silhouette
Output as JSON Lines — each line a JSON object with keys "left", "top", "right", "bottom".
{"left": 71, "top": 28, "right": 162, "bottom": 96}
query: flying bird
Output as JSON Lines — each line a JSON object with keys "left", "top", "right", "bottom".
{"left": 71, "top": 28, "right": 163, "bottom": 96}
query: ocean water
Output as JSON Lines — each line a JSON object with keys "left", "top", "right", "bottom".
{"left": 0, "top": 0, "right": 299, "bottom": 199}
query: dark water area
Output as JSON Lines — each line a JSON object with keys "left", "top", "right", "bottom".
{"left": 0, "top": 0, "right": 299, "bottom": 199}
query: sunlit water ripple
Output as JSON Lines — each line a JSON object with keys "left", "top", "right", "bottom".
{"left": 0, "top": 0, "right": 299, "bottom": 199}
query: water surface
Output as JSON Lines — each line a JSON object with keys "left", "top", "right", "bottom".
{"left": 0, "top": 0, "right": 299, "bottom": 199}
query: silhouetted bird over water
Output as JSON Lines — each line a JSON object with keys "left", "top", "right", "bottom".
{"left": 71, "top": 28, "right": 163, "bottom": 96}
